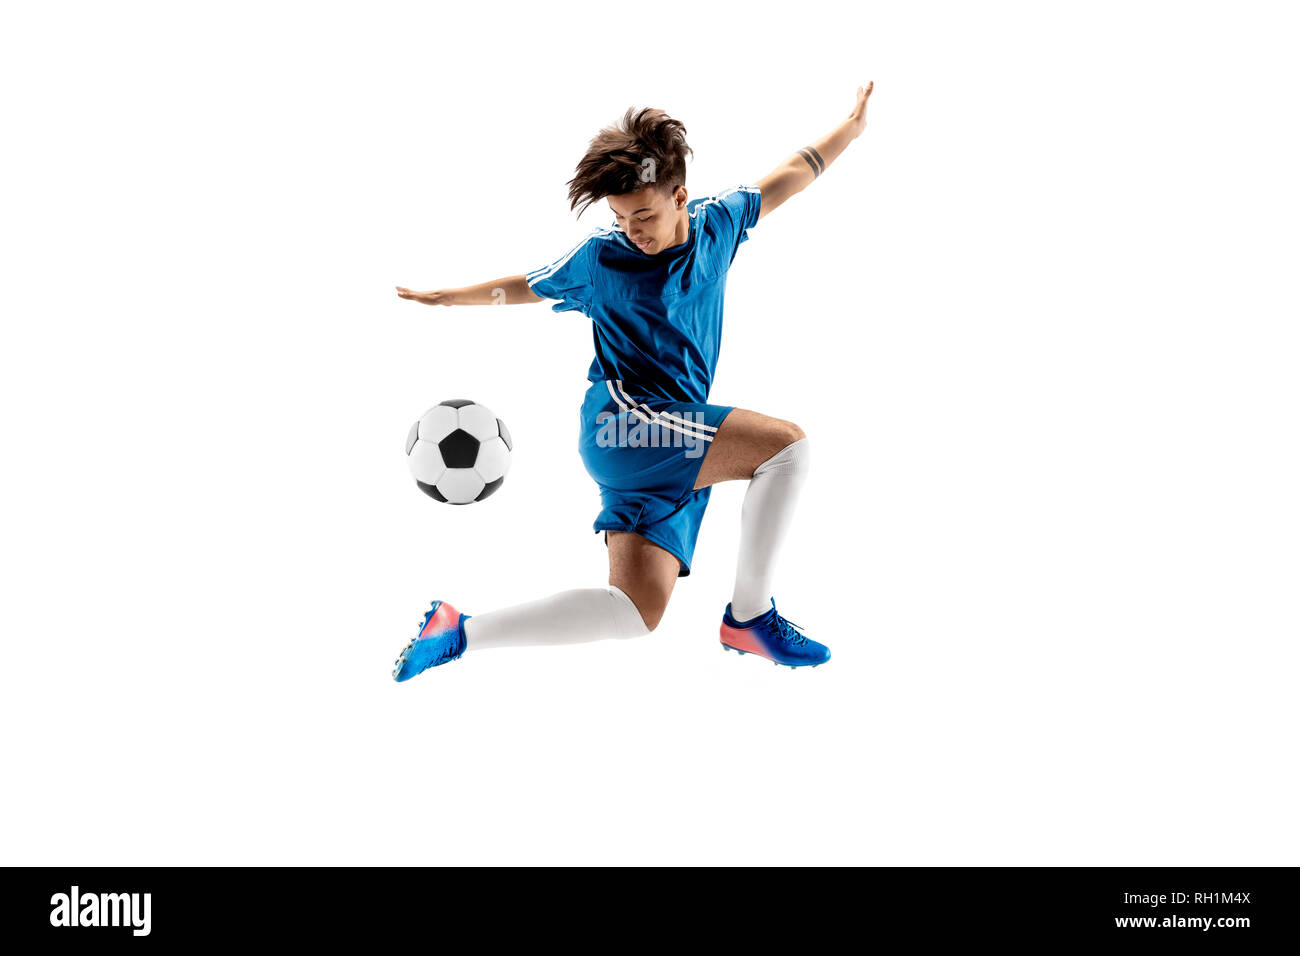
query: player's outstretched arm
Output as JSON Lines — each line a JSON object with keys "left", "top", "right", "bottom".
{"left": 753, "top": 81, "right": 873, "bottom": 222}
{"left": 395, "top": 274, "right": 544, "bottom": 306}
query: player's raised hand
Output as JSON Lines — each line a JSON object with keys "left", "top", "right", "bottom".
{"left": 396, "top": 286, "right": 455, "bottom": 306}
{"left": 847, "top": 81, "right": 874, "bottom": 138}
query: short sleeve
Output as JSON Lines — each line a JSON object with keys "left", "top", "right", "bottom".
{"left": 714, "top": 185, "right": 762, "bottom": 264}
{"left": 525, "top": 232, "right": 596, "bottom": 316}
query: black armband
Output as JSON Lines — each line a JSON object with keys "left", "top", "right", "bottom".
{"left": 797, "top": 146, "right": 825, "bottom": 178}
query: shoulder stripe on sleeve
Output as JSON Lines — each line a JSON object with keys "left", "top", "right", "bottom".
{"left": 690, "top": 185, "right": 761, "bottom": 227}
{"left": 525, "top": 227, "right": 617, "bottom": 286}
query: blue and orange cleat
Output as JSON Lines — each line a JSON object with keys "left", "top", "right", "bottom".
{"left": 392, "top": 600, "right": 470, "bottom": 682}
{"left": 720, "top": 598, "right": 830, "bottom": 669}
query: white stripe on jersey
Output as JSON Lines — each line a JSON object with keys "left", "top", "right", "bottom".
{"left": 526, "top": 227, "right": 618, "bottom": 286}
{"left": 688, "top": 185, "right": 762, "bottom": 227}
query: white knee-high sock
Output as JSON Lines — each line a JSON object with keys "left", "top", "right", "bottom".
{"left": 731, "top": 438, "right": 811, "bottom": 622}
{"left": 462, "top": 586, "right": 649, "bottom": 651}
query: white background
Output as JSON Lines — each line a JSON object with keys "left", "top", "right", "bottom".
{"left": 2, "top": 1, "right": 1296, "bottom": 865}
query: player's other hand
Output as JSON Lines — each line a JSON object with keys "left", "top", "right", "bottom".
{"left": 396, "top": 286, "right": 455, "bottom": 306}
{"left": 847, "top": 81, "right": 873, "bottom": 138}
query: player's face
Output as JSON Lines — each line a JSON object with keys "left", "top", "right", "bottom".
{"left": 608, "top": 186, "right": 685, "bottom": 254}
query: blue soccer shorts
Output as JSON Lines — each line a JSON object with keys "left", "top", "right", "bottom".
{"left": 578, "top": 379, "right": 735, "bottom": 577}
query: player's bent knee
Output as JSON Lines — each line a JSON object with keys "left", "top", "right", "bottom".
{"left": 780, "top": 421, "right": 806, "bottom": 446}
{"left": 608, "top": 582, "right": 668, "bottom": 634}
{"left": 626, "top": 593, "right": 667, "bottom": 632}
{"left": 639, "top": 604, "right": 666, "bottom": 632}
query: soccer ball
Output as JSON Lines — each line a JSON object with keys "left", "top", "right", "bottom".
{"left": 406, "top": 399, "right": 513, "bottom": 504}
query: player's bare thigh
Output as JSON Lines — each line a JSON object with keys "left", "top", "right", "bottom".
{"left": 607, "top": 530, "right": 679, "bottom": 631}
{"left": 694, "top": 409, "right": 805, "bottom": 490}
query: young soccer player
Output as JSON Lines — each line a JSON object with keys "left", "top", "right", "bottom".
{"left": 393, "top": 82, "right": 873, "bottom": 679}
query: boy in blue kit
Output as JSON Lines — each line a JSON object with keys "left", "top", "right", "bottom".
{"left": 393, "top": 83, "right": 873, "bottom": 678}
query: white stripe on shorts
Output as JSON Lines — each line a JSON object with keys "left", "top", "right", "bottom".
{"left": 605, "top": 380, "right": 715, "bottom": 443}
{"left": 614, "top": 381, "right": 721, "bottom": 434}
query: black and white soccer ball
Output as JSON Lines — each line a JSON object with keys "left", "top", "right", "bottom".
{"left": 406, "top": 399, "right": 513, "bottom": 504}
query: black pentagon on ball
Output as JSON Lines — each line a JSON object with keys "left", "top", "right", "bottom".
{"left": 496, "top": 417, "right": 512, "bottom": 451}
{"left": 439, "top": 398, "right": 475, "bottom": 409}
{"left": 475, "top": 476, "right": 504, "bottom": 501}
{"left": 438, "top": 428, "right": 480, "bottom": 468}
{"left": 417, "top": 480, "right": 447, "bottom": 502}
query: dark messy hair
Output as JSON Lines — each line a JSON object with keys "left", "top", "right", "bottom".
{"left": 565, "top": 107, "right": 693, "bottom": 218}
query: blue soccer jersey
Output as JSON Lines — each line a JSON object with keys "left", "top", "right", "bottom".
{"left": 524, "top": 184, "right": 763, "bottom": 576}
{"left": 525, "top": 185, "right": 762, "bottom": 404}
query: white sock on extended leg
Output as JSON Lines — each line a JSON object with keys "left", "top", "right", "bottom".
{"left": 462, "top": 586, "right": 649, "bottom": 651}
{"left": 730, "top": 437, "right": 811, "bottom": 622}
